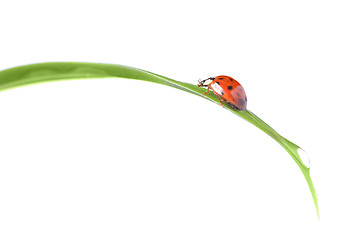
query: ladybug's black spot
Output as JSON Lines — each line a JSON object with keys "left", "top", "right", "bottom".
{"left": 230, "top": 78, "right": 234, "bottom": 81}
{"left": 216, "top": 82, "right": 220, "bottom": 85}
{"left": 228, "top": 86, "right": 233, "bottom": 90}
{"left": 221, "top": 91, "right": 224, "bottom": 95}
{"left": 218, "top": 77, "right": 223, "bottom": 80}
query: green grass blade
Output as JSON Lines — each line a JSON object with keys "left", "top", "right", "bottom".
{"left": 0, "top": 62, "right": 319, "bottom": 217}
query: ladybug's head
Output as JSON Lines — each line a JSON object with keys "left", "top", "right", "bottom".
{"left": 197, "top": 77, "right": 215, "bottom": 87}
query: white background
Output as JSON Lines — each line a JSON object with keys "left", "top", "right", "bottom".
{"left": 0, "top": 0, "right": 358, "bottom": 239}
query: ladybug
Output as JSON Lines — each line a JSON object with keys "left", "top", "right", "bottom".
{"left": 197, "top": 75, "right": 247, "bottom": 110}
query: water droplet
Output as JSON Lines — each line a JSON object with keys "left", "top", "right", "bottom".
{"left": 297, "top": 148, "right": 311, "bottom": 168}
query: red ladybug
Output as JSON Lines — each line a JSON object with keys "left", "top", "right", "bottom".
{"left": 197, "top": 75, "right": 247, "bottom": 110}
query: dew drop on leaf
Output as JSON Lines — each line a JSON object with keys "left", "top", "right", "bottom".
{"left": 297, "top": 148, "right": 311, "bottom": 168}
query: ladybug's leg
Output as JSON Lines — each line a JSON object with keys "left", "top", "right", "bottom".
{"left": 217, "top": 97, "right": 225, "bottom": 107}
{"left": 213, "top": 93, "right": 225, "bottom": 107}
{"left": 202, "top": 86, "right": 225, "bottom": 107}
{"left": 203, "top": 86, "right": 211, "bottom": 95}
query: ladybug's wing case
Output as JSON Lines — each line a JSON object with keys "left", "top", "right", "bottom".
{"left": 228, "top": 85, "right": 247, "bottom": 110}
{"left": 209, "top": 76, "right": 247, "bottom": 110}
{"left": 219, "top": 79, "right": 247, "bottom": 110}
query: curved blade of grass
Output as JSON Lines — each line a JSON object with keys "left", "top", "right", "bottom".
{"left": 0, "top": 62, "right": 319, "bottom": 217}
